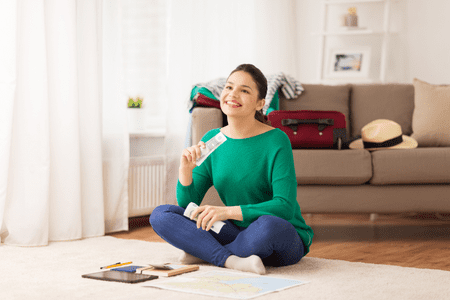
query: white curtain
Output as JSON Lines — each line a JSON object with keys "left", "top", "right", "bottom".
{"left": 164, "top": 0, "right": 299, "bottom": 204}
{"left": 0, "top": 0, "right": 128, "bottom": 246}
{"left": 102, "top": 0, "right": 129, "bottom": 233}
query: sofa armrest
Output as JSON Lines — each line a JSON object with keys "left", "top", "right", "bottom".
{"left": 191, "top": 107, "right": 224, "bottom": 207}
{"left": 191, "top": 107, "right": 223, "bottom": 145}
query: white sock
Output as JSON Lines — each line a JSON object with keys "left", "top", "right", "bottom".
{"left": 178, "top": 251, "right": 206, "bottom": 264}
{"left": 224, "top": 255, "right": 266, "bottom": 275}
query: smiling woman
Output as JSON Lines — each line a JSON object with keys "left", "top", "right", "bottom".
{"left": 220, "top": 64, "right": 272, "bottom": 139}
{"left": 150, "top": 64, "right": 314, "bottom": 275}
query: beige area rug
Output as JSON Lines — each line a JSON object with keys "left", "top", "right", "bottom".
{"left": 1, "top": 236, "right": 449, "bottom": 300}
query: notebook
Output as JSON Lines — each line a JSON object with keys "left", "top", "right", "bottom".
{"left": 111, "top": 265, "right": 145, "bottom": 273}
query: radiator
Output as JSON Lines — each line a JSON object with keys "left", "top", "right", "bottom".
{"left": 128, "top": 156, "right": 166, "bottom": 217}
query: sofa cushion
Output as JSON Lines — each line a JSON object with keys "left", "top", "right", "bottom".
{"left": 293, "top": 149, "right": 372, "bottom": 185}
{"left": 350, "top": 84, "right": 414, "bottom": 139}
{"left": 279, "top": 84, "right": 351, "bottom": 138}
{"left": 370, "top": 148, "right": 450, "bottom": 185}
{"left": 411, "top": 78, "right": 450, "bottom": 147}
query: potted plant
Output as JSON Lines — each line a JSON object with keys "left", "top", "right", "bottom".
{"left": 127, "top": 97, "right": 145, "bottom": 132}
{"left": 128, "top": 97, "right": 143, "bottom": 108}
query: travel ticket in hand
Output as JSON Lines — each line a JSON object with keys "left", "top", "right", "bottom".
{"left": 183, "top": 202, "right": 226, "bottom": 234}
{"left": 196, "top": 132, "right": 227, "bottom": 166}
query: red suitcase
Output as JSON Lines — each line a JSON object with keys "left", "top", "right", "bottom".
{"left": 268, "top": 110, "right": 347, "bottom": 149}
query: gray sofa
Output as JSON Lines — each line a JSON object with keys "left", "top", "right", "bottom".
{"left": 190, "top": 83, "right": 450, "bottom": 214}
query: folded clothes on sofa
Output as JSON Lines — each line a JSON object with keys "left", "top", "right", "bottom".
{"left": 188, "top": 72, "right": 304, "bottom": 115}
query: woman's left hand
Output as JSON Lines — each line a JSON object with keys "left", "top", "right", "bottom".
{"left": 191, "top": 205, "right": 242, "bottom": 231}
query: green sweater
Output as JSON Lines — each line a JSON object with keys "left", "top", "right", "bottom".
{"left": 177, "top": 128, "right": 314, "bottom": 255}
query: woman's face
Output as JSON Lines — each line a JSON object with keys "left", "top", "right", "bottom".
{"left": 220, "top": 71, "right": 265, "bottom": 119}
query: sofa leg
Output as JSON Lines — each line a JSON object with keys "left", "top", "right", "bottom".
{"left": 370, "top": 213, "right": 379, "bottom": 222}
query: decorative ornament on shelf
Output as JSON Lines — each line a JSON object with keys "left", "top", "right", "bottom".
{"left": 128, "top": 97, "right": 143, "bottom": 108}
{"left": 344, "top": 7, "right": 358, "bottom": 27}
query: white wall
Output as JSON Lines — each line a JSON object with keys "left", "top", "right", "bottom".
{"left": 403, "top": 0, "right": 450, "bottom": 84}
{"left": 296, "top": 0, "right": 450, "bottom": 85}
{"left": 296, "top": 0, "right": 322, "bottom": 83}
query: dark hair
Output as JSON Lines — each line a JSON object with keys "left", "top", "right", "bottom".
{"left": 228, "top": 64, "right": 271, "bottom": 125}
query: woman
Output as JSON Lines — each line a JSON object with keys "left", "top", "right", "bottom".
{"left": 150, "top": 64, "right": 313, "bottom": 275}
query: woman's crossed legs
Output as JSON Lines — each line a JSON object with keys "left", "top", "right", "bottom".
{"left": 150, "top": 204, "right": 304, "bottom": 274}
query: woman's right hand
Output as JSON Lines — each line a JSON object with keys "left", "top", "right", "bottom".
{"left": 180, "top": 141, "right": 206, "bottom": 171}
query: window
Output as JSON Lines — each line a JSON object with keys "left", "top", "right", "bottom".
{"left": 121, "top": 0, "right": 167, "bottom": 132}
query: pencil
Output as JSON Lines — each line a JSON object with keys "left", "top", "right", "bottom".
{"left": 100, "top": 261, "right": 132, "bottom": 269}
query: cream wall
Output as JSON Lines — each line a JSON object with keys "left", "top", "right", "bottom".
{"left": 296, "top": 0, "right": 450, "bottom": 85}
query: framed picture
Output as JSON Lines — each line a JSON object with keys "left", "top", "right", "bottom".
{"left": 325, "top": 47, "right": 371, "bottom": 79}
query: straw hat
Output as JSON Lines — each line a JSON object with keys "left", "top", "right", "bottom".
{"left": 349, "top": 119, "right": 418, "bottom": 150}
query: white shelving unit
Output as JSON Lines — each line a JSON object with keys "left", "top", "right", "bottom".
{"left": 316, "top": 0, "right": 394, "bottom": 83}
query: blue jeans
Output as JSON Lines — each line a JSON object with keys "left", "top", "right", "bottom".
{"left": 150, "top": 204, "right": 304, "bottom": 267}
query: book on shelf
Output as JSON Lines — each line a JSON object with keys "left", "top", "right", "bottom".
{"left": 135, "top": 264, "right": 199, "bottom": 277}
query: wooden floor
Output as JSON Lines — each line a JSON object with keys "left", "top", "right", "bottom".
{"left": 109, "top": 213, "right": 450, "bottom": 272}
